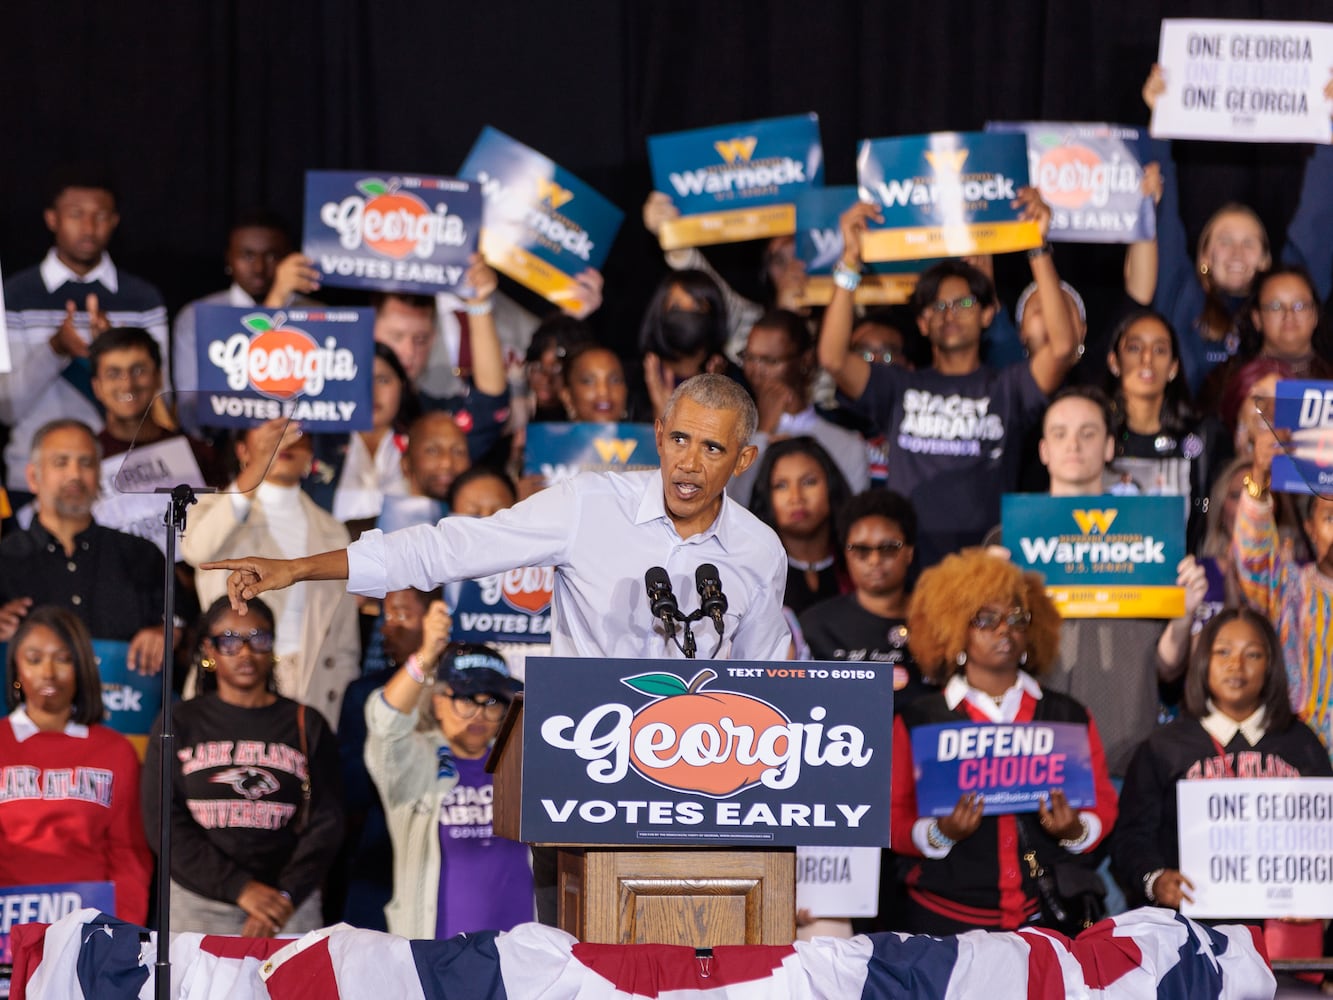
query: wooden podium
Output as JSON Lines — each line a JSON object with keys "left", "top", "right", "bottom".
{"left": 489, "top": 694, "right": 796, "bottom": 947}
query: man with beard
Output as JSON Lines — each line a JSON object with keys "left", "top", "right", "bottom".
{"left": 0, "top": 420, "right": 166, "bottom": 673}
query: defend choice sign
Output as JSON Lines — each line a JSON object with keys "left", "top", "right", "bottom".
{"left": 909, "top": 722, "right": 1096, "bottom": 817}
{"left": 1270, "top": 379, "right": 1333, "bottom": 496}
{"left": 984, "top": 122, "right": 1156, "bottom": 244}
{"left": 194, "top": 306, "right": 374, "bottom": 432}
{"left": 1178, "top": 778, "right": 1333, "bottom": 918}
{"left": 1152, "top": 19, "right": 1333, "bottom": 144}
{"left": 520, "top": 657, "right": 893, "bottom": 847}
{"left": 303, "top": 170, "right": 481, "bottom": 292}
{"left": 0, "top": 882, "right": 115, "bottom": 964}
{"left": 459, "top": 127, "right": 624, "bottom": 309}
{"left": 856, "top": 130, "right": 1042, "bottom": 262}
{"left": 648, "top": 114, "right": 823, "bottom": 250}
{"left": 1002, "top": 494, "right": 1186, "bottom": 618}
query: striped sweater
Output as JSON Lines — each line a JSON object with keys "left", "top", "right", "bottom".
{"left": 1233, "top": 491, "right": 1333, "bottom": 762}
{"left": 0, "top": 250, "right": 167, "bottom": 490}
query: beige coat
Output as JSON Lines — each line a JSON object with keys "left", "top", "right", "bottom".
{"left": 181, "top": 490, "right": 361, "bottom": 727}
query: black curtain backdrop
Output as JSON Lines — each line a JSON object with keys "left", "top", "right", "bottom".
{"left": 0, "top": 0, "right": 1327, "bottom": 351}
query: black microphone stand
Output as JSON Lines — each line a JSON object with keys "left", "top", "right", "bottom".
{"left": 154, "top": 483, "right": 211, "bottom": 1000}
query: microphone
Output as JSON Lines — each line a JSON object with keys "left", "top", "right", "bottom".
{"left": 695, "top": 563, "right": 728, "bottom": 636}
{"left": 644, "top": 567, "right": 680, "bottom": 632}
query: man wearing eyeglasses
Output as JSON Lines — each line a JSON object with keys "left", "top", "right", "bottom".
{"left": 817, "top": 190, "right": 1082, "bottom": 570}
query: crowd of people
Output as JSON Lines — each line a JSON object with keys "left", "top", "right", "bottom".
{"left": 0, "top": 68, "right": 1330, "bottom": 976}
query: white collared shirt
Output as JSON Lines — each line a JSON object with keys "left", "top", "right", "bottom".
{"left": 8, "top": 704, "right": 89, "bottom": 742}
{"left": 39, "top": 247, "right": 119, "bottom": 295}
{"left": 348, "top": 469, "right": 791, "bottom": 660}
{"left": 1201, "top": 702, "right": 1267, "bottom": 748}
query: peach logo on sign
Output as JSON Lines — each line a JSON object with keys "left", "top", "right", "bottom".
{"left": 1032, "top": 142, "right": 1138, "bottom": 210}
{"left": 319, "top": 177, "right": 468, "bottom": 260}
{"left": 539, "top": 668, "right": 873, "bottom": 799}
{"left": 479, "top": 567, "right": 554, "bottom": 614}
{"left": 208, "top": 312, "right": 358, "bottom": 401}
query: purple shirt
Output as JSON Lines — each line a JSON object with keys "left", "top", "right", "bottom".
{"left": 435, "top": 755, "right": 533, "bottom": 938}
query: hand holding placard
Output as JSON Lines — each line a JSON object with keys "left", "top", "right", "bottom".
{"left": 938, "top": 791, "right": 985, "bottom": 842}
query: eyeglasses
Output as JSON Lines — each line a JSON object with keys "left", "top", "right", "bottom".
{"left": 970, "top": 608, "right": 1031, "bottom": 631}
{"left": 738, "top": 350, "right": 797, "bottom": 369}
{"left": 97, "top": 364, "right": 154, "bottom": 383}
{"left": 209, "top": 629, "right": 275, "bottom": 655}
{"left": 1257, "top": 299, "right": 1315, "bottom": 316}
{"left": 928, "top": 296, "right": 977, "bottom": 315}
{"left": 858, "top": 349, "right": 896, "bottom": 366}
{"left": 449, "top": 693, "right": 508, "bottom": 721}
{"left": 846, "top": 540, "right": 906, "bottom": 560}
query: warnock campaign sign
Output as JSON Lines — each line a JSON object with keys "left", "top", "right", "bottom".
{"left": 523, "top": 422, "right": 659, "bottom": 485}
{"left": 194, "top": 306, "right": 373, "bottom": 432}
{"left": 520, "top": 658, "right": 893, "bottom": 847}
{"left": 1002, "top": 494, "right": 1186, "bottom": 618}
{"left": 1152, "top": 19, "right": 1333, "bottom": 144}
{"left": 909, "top": 722, "right": 1096, "bottom": 817}
{"left": 0, "top": 883, "right": 115, "bottom": 964}
{"left": 791, "top": 186, "right": 935, "bottom": 307}
{"left": 648, "top": 114, "right": 823, "bottom": 251}
{"left": 445, "top": 568, "right": 554, "bottom": 646}
{"left": 984, "top": 122, "right": 1156, "bottom": 244}
{"left": 303, "top": 171, "right": 481, "bottom": 292}
{"left": 92, "top": 437, "right": 205, "bottom": 560}
{"left": 1178, "top": 778, "right": 1333, "bottom": 919}
{"left": 459, "top": 127, "right": 623, "bottom": 309}
{"left": 856, "top": 130, "right": 1042, "bottom": 262}
{"left": 1270, "top": 379, "right": 1333, "bottom": 495}
{"left": 93, "top": 640, "right": 160, "bottom": 759}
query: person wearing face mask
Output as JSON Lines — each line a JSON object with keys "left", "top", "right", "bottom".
{"left": 634, "top": 270, "right": 742, "bottom": 422}
{"left": 1131, "top": 67, "right": 1333, "bottom": 394}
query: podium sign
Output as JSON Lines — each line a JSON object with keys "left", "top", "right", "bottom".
{"left": 519, "top": 657, "right": 893, "bottom": 847}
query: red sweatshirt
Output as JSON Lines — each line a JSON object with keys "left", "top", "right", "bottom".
{"left": 0, "top": 711, "right": 152, "bottom": 925}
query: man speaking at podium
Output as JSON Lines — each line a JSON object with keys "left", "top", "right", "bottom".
{"left": 206, "top": 374, "right": 790, "bottom": 661}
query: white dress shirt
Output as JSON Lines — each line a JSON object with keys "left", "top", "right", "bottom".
{"left": 347, "top": 469, "right": 791, "bottom": 660}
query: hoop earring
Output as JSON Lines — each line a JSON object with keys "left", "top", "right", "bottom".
{"left": 955, "top": 650, "right": 967, "bottom": 667}
{"left": 1019, "top": 651, "right": 1029, "bottom": 666}
{"left": 1199, "top": 264, "right": 1209, "bottom": 277}
{"left": 200, "top": 657, "right": 215, "bottom": 672}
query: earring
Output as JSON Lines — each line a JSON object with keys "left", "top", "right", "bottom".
{"left": 1199, "top": 264, "right": 1209, "bottom": 277}
{"left": 1109, "top": 364, "right": 1120, "bottom": 377}
{"left": 1019, "top": 651, "right": 1029, "bottom": 666}
{"left": 200, "top": 657, "right": 215, "bottom": 672}
{"left": 955, "top": 650, "right": 967, "bottom": 667}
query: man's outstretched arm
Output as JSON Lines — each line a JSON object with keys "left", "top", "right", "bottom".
{"left": 202, "top": 550, "right": 350, "bottom": 615}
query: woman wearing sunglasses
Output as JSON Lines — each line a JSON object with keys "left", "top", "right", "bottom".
{"left": 142, "top": 596, "right": 343, "bottom": 936}
{"left": 364, "top": 600, "right": 529, "bottom": 939}
{"left": 889, "top": 550, "right": 1118, "bottom": 934}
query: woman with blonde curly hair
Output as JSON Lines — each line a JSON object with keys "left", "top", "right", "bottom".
{"left": 888, "top": 549, "right": 1119, "bottom": 934}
